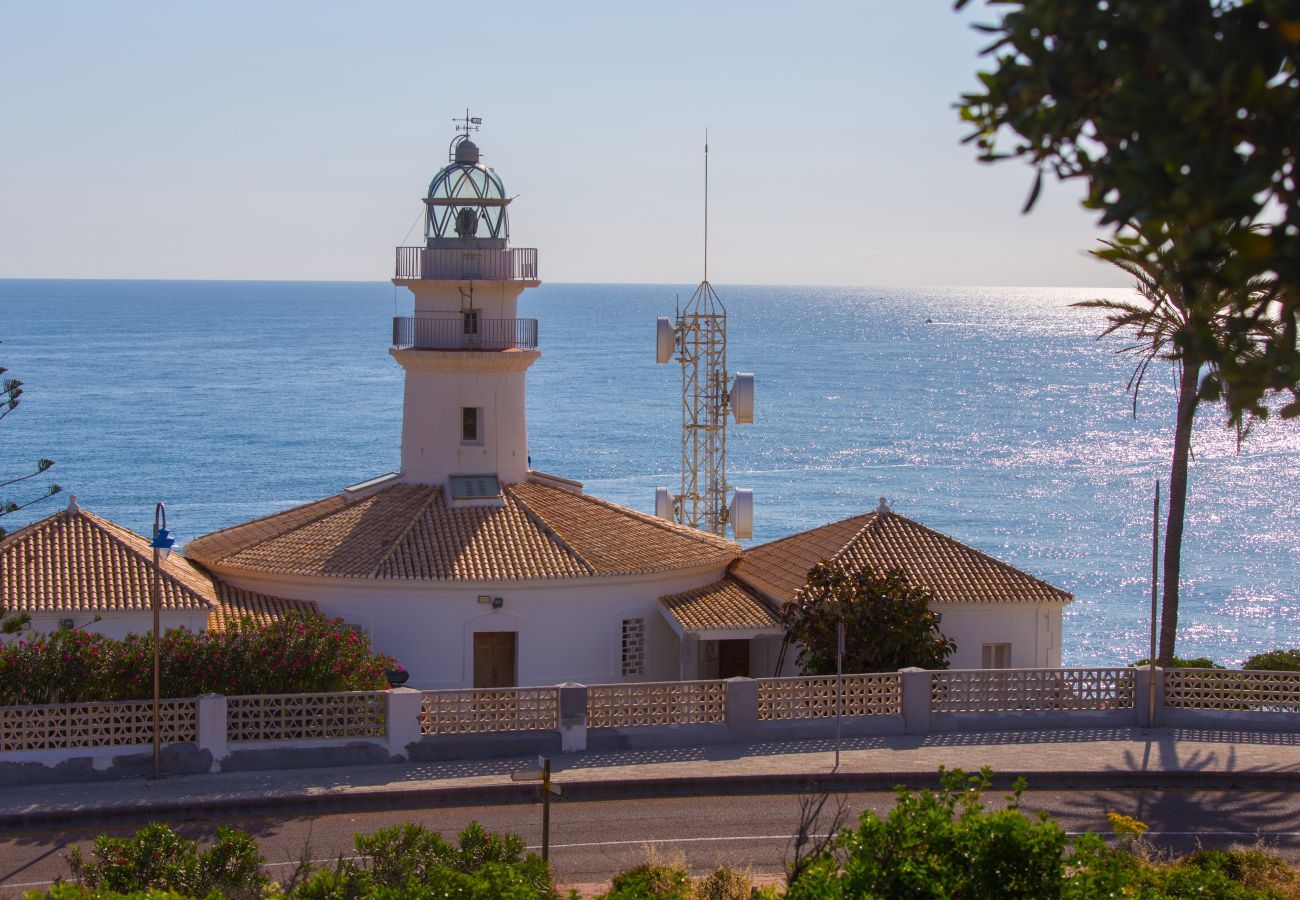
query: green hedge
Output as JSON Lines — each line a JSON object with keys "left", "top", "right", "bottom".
{"left": 0, "top": 613, "right": 400, "bottom": 705}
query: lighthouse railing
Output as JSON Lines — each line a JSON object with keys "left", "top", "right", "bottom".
{"left": 392, "top": 316, "right": 538, "bottom": 351}
{"left": 394, "top": 246, "right": 538, "bottom": 281}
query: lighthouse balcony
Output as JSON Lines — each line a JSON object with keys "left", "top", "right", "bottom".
{"left": 394, "top": 246, "right": 539, "bottom": 282}
{"left": 392, "top": 315, "right": 538, "bottom": 351}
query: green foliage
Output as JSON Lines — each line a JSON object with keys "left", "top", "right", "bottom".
{"left": 785, "top": 768, "right": 1088, "bottom": 899}
{"left": 782, "top": 561, "right": 954, "bottom": 675}
{"left": 64, "top": 822, "right": 266, "bottom": 898}
{"left": 954, "top": 0, "right": 1300, "bottom": 421}
{"left": 596, "top": 862, "right": 694, "bottom": 900}
{"left": 1134, "top": 657, "right": 1223, "bottom": 669}
{"left": 293, "top": 822, "right": 557, "bottom": 900}
{"left": 1, "top": 604, "right": 32, "bottom": 636}
{"left": 1245, "top": 648, "right": 1300, "bottom": 672}
{"left": 0, "top": 613, "right": 399, "bottom": 705}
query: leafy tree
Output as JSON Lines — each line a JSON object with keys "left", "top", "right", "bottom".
{"left": 1076, "top": 236, "right": 1277, "bottom": 663}
{"left": 1, "top": 362, "right": 62, "bottom": 539}
{"left": 781, "top": 561, "right": 955, "bottom": 675}
{"left": 1244, "top": 648, "right": 1300, "bottom": 671}
{"left": 955, "top": 0, "right": 1300, "bottom": 422}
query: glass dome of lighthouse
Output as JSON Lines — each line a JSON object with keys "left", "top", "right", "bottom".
{"left": 425, "top": 116, "right": 510, "bottom": 249}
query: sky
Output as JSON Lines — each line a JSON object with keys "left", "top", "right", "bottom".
{"left": 0, "top": 1, "right": 1129, "bottom": 287}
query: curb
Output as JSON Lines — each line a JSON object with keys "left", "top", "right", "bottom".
{"left": 3, "top": 768, "right": 1298, "bottom": 832}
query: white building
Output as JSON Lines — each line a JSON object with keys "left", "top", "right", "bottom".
{"left": 179, "top": 123, "right": 1072, "bottom": 687}
{"left": 0, "top": 496, "right": 314, "bottom": 640}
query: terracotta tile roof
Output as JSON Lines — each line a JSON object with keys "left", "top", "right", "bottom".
{"left": 660, "top": 578, "right": 783, "bottom": 632}
{"left": 186, "top": 479, "right": 739, "bottom": 582}
{"left": 206, "top": 583, "right": 320, "bottom": 632}
{"left": 0, "top": 504, "right": 216, "bottom": 614}
{"left": 731, "top": 509, "right": 1072, "bottom": 606}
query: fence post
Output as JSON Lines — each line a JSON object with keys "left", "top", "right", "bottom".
{"left": 899, "top": 668, "right": 931, "bottom": 735}
{"left": 196, "top": 694, "right": 229, "bottom": 773}
{"left": 385, "top": 687, "right": 424, "bottom": 760}
{"left": 725, "top": 677, "right": 759, "bottom": 740}
{"left": 557, "top": 683, "right": 587, "bottom": 753}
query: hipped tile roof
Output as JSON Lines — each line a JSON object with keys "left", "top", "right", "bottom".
{"left": 185, "top": 479, "right": 739, "bottom": 582}
{"left": 731, "top": 509, "right": 1072, "bottom": 606}
{"left": 0, "top": 505, "right": 216, "bottom": 614}
{"left": 660, "top": 578, "right": 783, "bottom": 632}
{"left": 206, "top": 584, "right": 320, "bottom": 633}
{"left": 0, "top": 504, "right": 320, "bottom": 632}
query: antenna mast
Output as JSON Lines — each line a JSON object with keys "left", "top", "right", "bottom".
{"left": 653, "top": 134, "right": 755, "bottom": 539}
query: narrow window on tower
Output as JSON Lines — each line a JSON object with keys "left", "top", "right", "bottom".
{"left": 461, "top": 407, "right": 483, "bottom": 445}
{"left": 462, "top": 310, "right": 479, "bottom": 335}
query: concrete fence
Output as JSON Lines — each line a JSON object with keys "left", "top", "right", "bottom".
{"left": 1, "top": 667, "right": 1297, "bottom": 783}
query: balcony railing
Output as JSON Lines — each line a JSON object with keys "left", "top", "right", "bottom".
{"left": 392, "top": 316, "right": 539, "bottom": 351}
{"left": 394, "top": 247, "right": 539, "bottom": 281}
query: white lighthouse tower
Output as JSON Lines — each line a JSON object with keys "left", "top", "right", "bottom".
{"left": 391, "top": 114, "right": 541, "bottom": 492}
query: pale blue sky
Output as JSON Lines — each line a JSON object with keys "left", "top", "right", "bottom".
{"left": 0, "top": 1, "right": 1125, "bottom": 286}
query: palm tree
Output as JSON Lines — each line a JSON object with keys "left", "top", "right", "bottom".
{"left": 1076, "top": 237, "right": 1279, "bottom": 664}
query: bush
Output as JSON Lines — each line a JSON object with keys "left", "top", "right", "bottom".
{"left": 1244, "top": 649, "right": 1300, "bottom": 672}
{"left": 64, "top": 822, "right": 266, "bottom": 898}
{"left": 596, "top": 862, "right": 694, "bottom": 900}
{"left": 0, "top": 613, "right": 399, "bottom": 704}
{"left": 1133, "top": 656, "right": 1223, "bottom": 669}
{"left": 293, "top": 822, "right": 557, "bottom": 900}
{"left": 695, "top": 866, "right": 754, "bottom": 900}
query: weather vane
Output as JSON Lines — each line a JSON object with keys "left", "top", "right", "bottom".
{"left": 454, "top": 109, "right": 482, "bottom": 138}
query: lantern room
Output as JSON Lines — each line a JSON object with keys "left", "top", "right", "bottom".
{"left": 425, "top": 132, "right": 510, "bottom": 249}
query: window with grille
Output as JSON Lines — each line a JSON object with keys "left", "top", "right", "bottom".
{"left": 621, "top": 618, "right": 646, "bottom": 677}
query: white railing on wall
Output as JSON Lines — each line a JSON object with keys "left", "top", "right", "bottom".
{"left": 419, "top": 687, "right": 557, "bottom": 735}
{"left": 226, "top": 691, "right": 387, "bottom": 743}
{"left": 0, "top": 698, "right": 197, "bottom": 752}
{"left": 757, "top": 674, "right": 901, "bottom": 720}
{"left": 931, "top": 668, "right": 1136, "bottom": 713}
{"left": 4, "top": 668, "right": 1300, "bottom": 771}
{"left": 1165, "top": 668, "right": 1300, "bottom": 713}
{"left": 588, "top": 680, "right": 727, "bottom": 727}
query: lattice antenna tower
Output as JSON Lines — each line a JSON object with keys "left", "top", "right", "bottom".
{"left": 654, "top": 135, "right": 755, "bottom": 539}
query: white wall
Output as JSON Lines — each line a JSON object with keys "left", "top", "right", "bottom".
{"left": 933, "top": 603, "right": 1064, "bottom": 669}
{"left": 2, "top": 610, "right": 210, "bottom": 643}
{"left": 214, "top": 563, "right": 730, "bottom": 688}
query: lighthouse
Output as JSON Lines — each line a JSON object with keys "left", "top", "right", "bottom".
{"left": 391, "top": 115, "right": 541, "bottom": 492}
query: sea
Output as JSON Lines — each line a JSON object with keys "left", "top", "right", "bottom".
{"left": 2, "top": 279, "right": 1296, "bottom": 667}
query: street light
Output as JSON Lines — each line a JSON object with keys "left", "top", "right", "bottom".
{"left": 150, "top": 502, "right": 174, "bottom": 780}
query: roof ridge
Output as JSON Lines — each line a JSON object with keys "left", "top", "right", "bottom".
{"left": 186, "top": 493, "right": 353, "bottom": 562}
{"left": 745, "top": 512, "right": 874, "bottom": 554}
{"left": 525, "top": 478, "right": 739, "bottom": 552}
{"left": 0, "top": 506, "right": 68, "bottom": 553}
{"left": 507, "top": 484, "right": 598, "bottom": 576}
{"left": 830, "top": 512, "right": 885, "bottom": 566}
{"left": 80, "top": 509, "right": 218, "bottom": 608}
{"left": 848, "top": 509, "right": 1073, "bottom": 600}
{"left": 365, "top": 484, "right": 443, "bottom": 577}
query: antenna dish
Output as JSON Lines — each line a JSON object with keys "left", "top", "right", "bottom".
{"left": 655, "top": 486, "right": 673, "bottom": 520}
{"left": 728, "top": 489, "right": 753, "bottom": 540}
{"left": 655, "top": 317, "right": 674, "bottom": 364}
{"left": 731, "top": 373, "right": 754, "bottom": 424}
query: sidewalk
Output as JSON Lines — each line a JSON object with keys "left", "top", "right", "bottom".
{"left": 3, "top": 725, "right": 1297, "bottom": 831}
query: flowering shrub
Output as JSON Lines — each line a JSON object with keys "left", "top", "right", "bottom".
{"left": 0, "top": 613, "right": 399, "bottom": 705}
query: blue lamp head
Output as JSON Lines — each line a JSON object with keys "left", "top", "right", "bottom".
{"left": 151, "top": 527, "right": 175, "bottom": 560}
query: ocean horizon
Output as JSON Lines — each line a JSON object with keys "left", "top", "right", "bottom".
{"left": 3, "top": 278, "right": 1296, "bottom": 667}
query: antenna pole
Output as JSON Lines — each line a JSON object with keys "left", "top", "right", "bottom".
{"left": 704, "top": 129, "right": 709, "bottom": 283}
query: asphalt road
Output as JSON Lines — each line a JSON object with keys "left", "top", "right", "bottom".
{"left": 2, "top": 788, "right": 1298, "bottom": 894}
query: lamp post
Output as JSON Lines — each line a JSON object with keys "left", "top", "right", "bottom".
{"left": 150, "top": 503, "right": 174, "bottom": 779}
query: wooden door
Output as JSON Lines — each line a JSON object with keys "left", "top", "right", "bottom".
{"left": 718, "top": 639, "right": 750, "bottom": 679}
{"left": 473, "top": 632, "right": 517, "bottom": 688}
